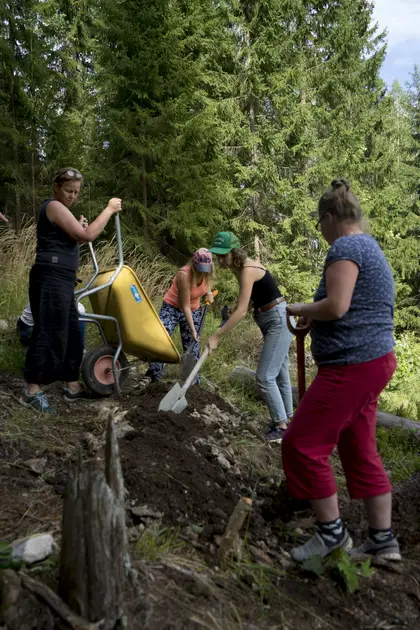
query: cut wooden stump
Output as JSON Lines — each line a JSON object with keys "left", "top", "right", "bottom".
{"left": 231, "top": 365, "right": 420, "bottom": 435}
{"left": 59, "top": 415, "right": 129, "bottom": 629}
{"left": 218, "top": 497, "right": 252, "bottom": 565}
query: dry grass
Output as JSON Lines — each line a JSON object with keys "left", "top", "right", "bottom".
{"left": 0, "top": 224, "right": 175, "bottom": 325}
{"left": 0, "top": 223, "right": 37, "bottom": 321}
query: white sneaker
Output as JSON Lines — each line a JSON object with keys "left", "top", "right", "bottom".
{"left": 350, "top": 537, "right": 401, "bottom": 561}
{"left": 291, "top": 530, "right": 353, "bottom": 562}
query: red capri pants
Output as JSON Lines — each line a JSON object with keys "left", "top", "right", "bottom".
{"left": 281, "top": 351, "right": 396, "bottom": 500}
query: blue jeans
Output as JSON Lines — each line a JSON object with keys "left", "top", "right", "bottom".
{"left": 254, "top": 301, "right": 293, "bottom": 426}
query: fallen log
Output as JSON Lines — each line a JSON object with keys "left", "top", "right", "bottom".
{"left": 230, "top": 365, "right": 420, "bottom": 435}
{"left": 59, "top": 414, "right": 128, "bottom": 629}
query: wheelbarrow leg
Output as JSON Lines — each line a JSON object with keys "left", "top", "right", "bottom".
{"left": 112, "top": 319, "right": 124, "bottom": 399}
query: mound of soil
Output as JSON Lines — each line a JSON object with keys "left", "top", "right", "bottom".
{"left": 120, "top": 383, "right": 247, "bottom": 539}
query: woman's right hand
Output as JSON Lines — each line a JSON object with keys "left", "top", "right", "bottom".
{"left": 191, "top": 329, "right": 199, "bottom": 342}
{"left": 296, "top": 316, "right": 311, "bottom": 328}
{"left": 107, "top": 198, "right": 122, "bottom": 214}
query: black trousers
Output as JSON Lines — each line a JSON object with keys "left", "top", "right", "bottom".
{"left": 24, "top": 264, "right": 84, "bottom": 385}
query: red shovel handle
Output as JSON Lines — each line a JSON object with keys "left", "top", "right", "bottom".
{"left": 286, "top": 312, "right": 310, "bottom": 403}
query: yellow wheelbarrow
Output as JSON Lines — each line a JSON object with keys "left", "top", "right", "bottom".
{"left": 75, "top": 215, "right": 180, "bottom": 397}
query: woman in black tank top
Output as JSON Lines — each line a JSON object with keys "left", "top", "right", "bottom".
{"left": 207, "top": 231, "right": 294, "bottom": 441}
{"left": 21, "top": 167, "right": 123, "bottom": 414}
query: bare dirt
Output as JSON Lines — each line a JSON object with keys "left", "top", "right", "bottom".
{"left": 0, "top": 370, "right": 420, "bottom": 629}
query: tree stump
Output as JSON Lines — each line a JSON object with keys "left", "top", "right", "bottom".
{"left": 230, "top": 365, "right": 420, "bottom": 435}
{"left": 59, "top": 416, "right": 128, "bottom": 629}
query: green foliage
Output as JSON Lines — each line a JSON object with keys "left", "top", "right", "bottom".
{"left": 0, "top": 542, "right": 23, "bottom": 570}
{"left": 135, "top": 525, "right": 184, "bottom": 562}
{"left": 381, "top": 332, "right": 420, "bottom": 421}
{"left": 2, "top": 0, "right": 420, "bottom": 330}
{"left": 329, "top": 549, "right": 360, "bottom": 595}
{"left": 301, "top": 554, "right": 324, "bottom": 577}
{"left": 376, "top": 428, "right": 420, "bottom": 482}
{"left": 302, "top": 549, "right": 373, "bottom": 595}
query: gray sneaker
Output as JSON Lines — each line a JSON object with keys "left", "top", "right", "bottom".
{"left": 20, "top": 391, "right": 56, "bottom": 414}
{"left": 291, "top": 530, "right": 353, "bottom": 562}
{"left": 63, "top": 387, "right": 95, "bottom": 402}
{"left": 350, "top": 537, "right": 401, "bottom": 561}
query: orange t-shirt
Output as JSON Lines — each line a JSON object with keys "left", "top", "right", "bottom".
{"left": 164, "top": 265, "right": 208, "bottom": 311}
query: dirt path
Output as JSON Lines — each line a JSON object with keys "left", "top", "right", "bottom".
{"left": 0, "top": 371, "right": 419, "bottom": 629}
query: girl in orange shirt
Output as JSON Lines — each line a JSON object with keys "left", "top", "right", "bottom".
{"left": 141, "top": 249, "right": 214, "bottom": 386}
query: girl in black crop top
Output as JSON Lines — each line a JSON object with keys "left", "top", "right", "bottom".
{"left": 21, "top": 167, "right": 122, "bottom": 414}
{"left": 207, "top": 231, "right": 294, "bottom": 441}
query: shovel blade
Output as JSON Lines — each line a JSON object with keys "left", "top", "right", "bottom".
{"left": 171, "top": 396, "right": 188, "bottom": 414}
{"left": 158, "top": 382, "right": 188, "bottom": 414}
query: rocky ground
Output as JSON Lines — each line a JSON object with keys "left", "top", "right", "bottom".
{"left": 0, "top": 370, "right": 420, "bottom": 629}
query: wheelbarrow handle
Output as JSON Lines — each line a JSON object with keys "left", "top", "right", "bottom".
{"left": 114, "top": 213, "right": 124, "bottom": 267}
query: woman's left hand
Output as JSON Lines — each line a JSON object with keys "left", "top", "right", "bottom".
{"left": 206, "top": 335, "right": 219, "bottom": 355}
{"left": 79, "top": 215, "right": 89, "bottom": 230}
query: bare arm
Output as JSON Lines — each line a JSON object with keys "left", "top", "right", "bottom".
{"left": 211, "top": 268, "right": 255, "bottom": 340}
{"left": 46, "top": 198, "right": 121, "bottom": 243}
{"left": 0, "top": 212, "right": 8, "bottom": 223}
{"left": 177, "top": 271, "right": 198, "bottom": 341}
{"left": 288, "top": 260, "right": 359, "bottom": 321}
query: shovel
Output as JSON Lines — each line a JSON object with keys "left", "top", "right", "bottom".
{"left": 286, "top": 313, "right": 311, "bottom": 402}
{"left": 179, "top": 290, "right": 218, "bottom": 383}
{"left": 159, "top": 304, "right": 230, "bottom": 414}
{"left": 159, "top": 348, "right": 210, "bottom": 414}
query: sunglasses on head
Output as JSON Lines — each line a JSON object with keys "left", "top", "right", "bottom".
{"left": 53, "top": 169, "right": 83, "bottom": 182}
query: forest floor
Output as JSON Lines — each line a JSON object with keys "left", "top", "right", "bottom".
{"left": 0, "top": 368, "right": 420, "bottom": 630}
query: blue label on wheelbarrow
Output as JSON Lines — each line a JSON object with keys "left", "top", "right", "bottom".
{"left": 130, "top": 285, "right": 142, "bottom": 303}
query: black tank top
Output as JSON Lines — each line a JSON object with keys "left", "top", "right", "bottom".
{"left": 35, "top": 199, "right": 80, "bottom": 272}
{"left": 248, "top": 267, "right": 281, "bottom": 309}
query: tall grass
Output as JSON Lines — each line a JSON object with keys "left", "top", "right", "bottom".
{"left": 0, "top": 225, "right": 175, "bottom": 322}
{"left": 0, "top": 223, "right": 37, "bottom": 322}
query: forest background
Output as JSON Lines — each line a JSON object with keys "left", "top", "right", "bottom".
{"left": 2, "top": 0, "right": 420, "bottom": 421}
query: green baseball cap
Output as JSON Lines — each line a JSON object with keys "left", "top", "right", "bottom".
{"left": 209, "top": 231, "right": 240, "bottom": 254}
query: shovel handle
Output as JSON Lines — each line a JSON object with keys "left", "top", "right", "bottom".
{"left": 286, "top": 313, "right": 311, "bottom": 336}
{"left": 286, "top": 312, "right": 310, "bottom": 403}
{"left": 180, "top": 347, "right": 209, "bottom": 393}
{"left": 205, "top": 289, "right": 218, "bottom": 305}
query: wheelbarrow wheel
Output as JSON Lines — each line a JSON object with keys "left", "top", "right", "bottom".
{"left": 81, "top": 344, "right": 129, "bottom": 397}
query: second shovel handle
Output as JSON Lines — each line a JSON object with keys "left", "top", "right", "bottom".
{"left": 205, "top": 289, "right": 219, "bottom": 305}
